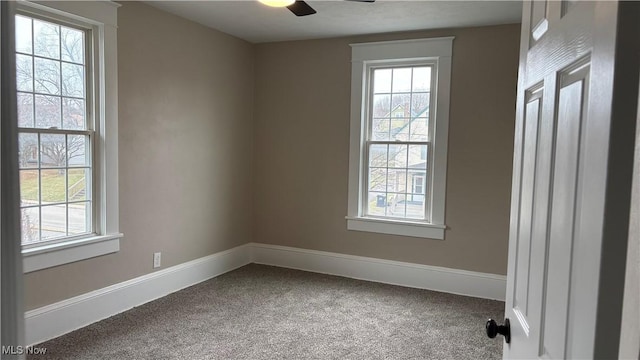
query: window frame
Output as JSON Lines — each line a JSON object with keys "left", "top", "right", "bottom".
{"left": 362, "top": 61, "right": 435, "bottom": 222}
{"left": 346, "top": 37, "right": 453, "bottom": 240}
{"left": 17, "top": 0, "right": 121, "bottom": 273}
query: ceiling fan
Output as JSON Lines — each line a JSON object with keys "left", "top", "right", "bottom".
{"left": 259, "top": 0, "right": 376, "bottom": 17}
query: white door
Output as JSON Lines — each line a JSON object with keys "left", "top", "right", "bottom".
{"left": 500, "top": 1, "right": 639, "bottom": 358}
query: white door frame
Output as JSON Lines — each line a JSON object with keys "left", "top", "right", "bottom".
{"left": 1, "top": 0, "right": 25, "bottom": 357}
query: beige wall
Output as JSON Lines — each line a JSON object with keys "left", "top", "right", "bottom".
{"left": 24, "top": 5, "right": 520, "bottom": 310}
{"left": 24, "top": 2, "right": 255, "bottom": 310}
{"left": 253, "top": 25, "right": 519, "bottom": 275}
{"left": 619, "top": 99, "right": 640, "bottom": 359}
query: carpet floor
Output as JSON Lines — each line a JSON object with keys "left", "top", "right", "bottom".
{"left": 30, "top": 264, "right": 505, "bottom": 359}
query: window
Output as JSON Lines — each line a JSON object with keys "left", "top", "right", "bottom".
{"left": 366, "top": 65, "right": 431, "bottom": 220}
{"left": 17, "top": 14, "right": 93, "bottom": 244}
{"left": 16, "top": 1, "right": 121, "bottom": 272}
{"left": 346, "top": 38, "right": 453, "bottom": 239}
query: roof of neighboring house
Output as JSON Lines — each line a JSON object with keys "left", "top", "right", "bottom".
{"left": 389, "top": 106, "right": 428, "bottom": 139}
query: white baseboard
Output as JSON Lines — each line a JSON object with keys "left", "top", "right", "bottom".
{"left": 25, "top": 242, "right": 506, "bottom": 346}
{"left": 25, "top": 243, "right": 252, "bottom": 346}
{"left": 250, "top": 243, "right": 506, "bottom": 301}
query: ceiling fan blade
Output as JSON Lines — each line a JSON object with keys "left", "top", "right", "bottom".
{"left": 287, "top": 1, "right": 317, "bottom": 16}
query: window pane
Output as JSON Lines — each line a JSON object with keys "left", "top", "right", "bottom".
{"left": 67, "top": 135, "right": 89, "bottom": 167}
{"left": 62, "top": 98, "right": 85, "bottom": 130}
{"left": 371, "top": 119, "right": 390, "bottom": 141}
{"left": 34, "top": 57, "right": 61, "bottom": 95}
{"left": 367, "top": 192, "right": 386, "bottom": 216}
{"left": 390, "top": 118, "right": 410, "bottom": 141}
{"left": 61, "top": 62, "right": 84, "bottom": 97}
{"left": 409, "top": 118, "right": 428, "bottom": 141}
{"left": 369, "top": 144, "right": 387, "bottom": 167}
{"left": 19, "top": 133, "right": 38, "bottom": 168}
{"left": 68, "top": 168, "right": 90, "bottom": 201}
{"left": 387, "top": 193, "right": 407, "bottom": 218}
{"left": 21, "top": 207, "right": 40, "bottom": 244}
{"left": 388, "top": 170, "right": 407, "bottom": 193}
{"left": 392, "top": 68, "right": 412, "bottom": 93}
{"left": 409, "top": 145, "right": 428, "bottom": 169}
{"left": 16, "top": 54, "right": 33, "bottom": 92}
{"left": 391, "top": 93, "right": 411, "bottom": 116}
{"left": 406, "top": 206, "right": 425, "bottom": 219}
{"left": 17, "top": 93, "right": 34, "bottom": 128}
{"left": 19, "top": 170, "right": 39, "bottom": 205}
{"left": 41, "top": 204, "right": 67, "bottom": 240}
{"left": 407, "top": 173, "right": 426, "bottom": 220}
{"left": 33, "top": 20, "right": 60, "bottom": 59}
{"left": 61, "top": 26, "right": 84, "bottom": 64}
{"left": 16, "top": 15, "right": 32, "bottom": 54}
{"left": 411, "top": 175, "right": 425, "bottom": 194}
{"left": 373, "top": 68, "right": 391, "bottom": 94}
{"left": 35, "top": 94, "right": 61, "bottom": 128}
{"left": 368, "top": 168, "right": 386, "bottom": 192}
{"left": 389, "top": 145, "right": 407, "bottom": 168}
{"left": 40, "top": 134, "right": 66, "bottom": 168}
{"left": 41, "top": 169, "right": 66, "bottom": 203}
{"left": 412, "top": 67, "right": 431, "bottom": 92}
{"left": 372, "top": 94, "right": 391, "bottom": 118}
{"left": 68, "top": 201, "right": 90, "bottom": 235}
{"left": 411, "top": 93, "right": 429, "bottom": 117}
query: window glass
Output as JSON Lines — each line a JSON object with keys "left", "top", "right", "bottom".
{"left": 365, "top": 66, "right": 432, "bottom": 221}
{"left": 16, "top": 14, "right": 92, "bottom": 245}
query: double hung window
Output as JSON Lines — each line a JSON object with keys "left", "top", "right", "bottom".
{"left": 346, "top": 38, "right": 453, "bottom": 239}
{"left": 366, "top": 64, "right": 433, "bottom": 220}
{"left": 16, "top": 13, "right": 93, "bottom": 245}
{"left": 15, "top": 1, "right": 121, "bottom": 272}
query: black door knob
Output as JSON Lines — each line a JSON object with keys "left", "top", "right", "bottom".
{"left": 486, "top": 318, "right": 511, "bottom": 344}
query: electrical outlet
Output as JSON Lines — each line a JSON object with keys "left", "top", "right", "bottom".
{"left": 153, "top": 252, "right": 161, "bottom": 268}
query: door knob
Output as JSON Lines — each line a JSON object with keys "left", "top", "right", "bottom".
{"left": 486, "top": 318, "right": 511, "bottom": 344}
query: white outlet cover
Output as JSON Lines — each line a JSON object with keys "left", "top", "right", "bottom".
{"left": 153, "top": 252, "right": 161, "bottom": 268}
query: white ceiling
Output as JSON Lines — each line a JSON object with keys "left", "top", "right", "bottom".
{"left": 145, "top": 0, "right": 523, "bottom": 44}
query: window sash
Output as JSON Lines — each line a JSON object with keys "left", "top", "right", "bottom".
{"left": 366, "top": 63, "right": 435, "bottom": 142}
{"left": 18, "top": 130, "right": 94, "bottom": 248}
{"left": 362, "top": 141, "right": 432, "bottom": 221}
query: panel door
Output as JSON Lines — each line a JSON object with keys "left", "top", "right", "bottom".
{"left": 502, "top": 1, "right": 638, "bottom": 358}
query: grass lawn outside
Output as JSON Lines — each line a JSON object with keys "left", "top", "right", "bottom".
{"left": 20, "top": 169, "right": 86, "bottom": 203}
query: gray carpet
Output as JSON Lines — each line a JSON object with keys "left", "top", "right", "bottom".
{"left": 30, "top": 264, "right": 505, "bottom": 359}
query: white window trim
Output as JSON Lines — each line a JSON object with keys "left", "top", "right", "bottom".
{"left": 18, "top": 0, "right": 122, "bottom": 273}
{"left": 346, "top": 37, "right": 453, "bottom": 240}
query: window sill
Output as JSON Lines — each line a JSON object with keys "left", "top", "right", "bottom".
{"left": 346, "top": 216, "right": 446, "bottom": 240}
{"left": 22, "top": 233, "right": 123, "bottom": 273}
